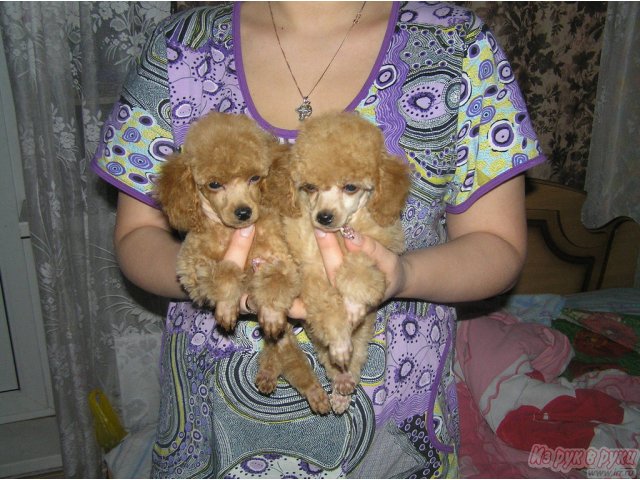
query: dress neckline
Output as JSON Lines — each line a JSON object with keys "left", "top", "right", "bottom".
{"left": 232, "top": 2, "right": 400, "bottom": 139}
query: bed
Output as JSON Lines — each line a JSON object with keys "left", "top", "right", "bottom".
{"left": 455, "top": 178, "right": 640, "bottom": 478}
{"left": 101, "top": 179, "right": 640, "bottom": 479}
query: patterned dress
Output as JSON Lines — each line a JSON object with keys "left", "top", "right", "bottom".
{"left": 92, "top": 2, "right": 545, "bottom": 478}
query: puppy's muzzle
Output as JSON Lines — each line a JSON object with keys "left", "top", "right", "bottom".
{"left": 235, "top": 205, "right": 253, "bottom": 222}
{"left": 316, "top": 210, "right": 334, "bottom": 227}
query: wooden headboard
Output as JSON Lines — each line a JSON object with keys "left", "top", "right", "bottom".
{"left": 511, "top": 179, "right": 640, "bottom": 295}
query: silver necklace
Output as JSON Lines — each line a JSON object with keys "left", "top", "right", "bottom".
{"left": 268, "top": 2, "right": 367, "bottom": 121}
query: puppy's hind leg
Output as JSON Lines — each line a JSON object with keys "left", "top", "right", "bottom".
{"left": 278, "top": 329, "right": 331, "bottom": 415}
{"left": 255, "top": 339, "right": 282, "bottom": 395}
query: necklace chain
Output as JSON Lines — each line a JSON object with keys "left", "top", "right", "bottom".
{"left": 268, "top": 1, "right": 367, "bottom": 121}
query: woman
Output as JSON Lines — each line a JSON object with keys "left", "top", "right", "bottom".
{"left": 93, "top": 2, "right": 544, "bottom": 477}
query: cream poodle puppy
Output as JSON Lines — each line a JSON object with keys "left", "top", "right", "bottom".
{"left": 272, "top": 112, "right": 411, "bottom": 413}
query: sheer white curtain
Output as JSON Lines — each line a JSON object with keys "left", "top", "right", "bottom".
{"left": 583, "top": 2, "right": 640, "bottom": 286}
{"left": 0, "top": 3, "right": 169, "bottom": 477}
{"left": 583, "top": 2, "right": 640, "bottom": 226}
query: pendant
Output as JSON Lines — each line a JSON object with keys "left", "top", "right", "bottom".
{"left": 295, "top": 97, "right": 313, "bottom": 121}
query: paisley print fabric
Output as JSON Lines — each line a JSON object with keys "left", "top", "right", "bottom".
{"left": 92, "top": 2, "right": 545, "bottom": 477}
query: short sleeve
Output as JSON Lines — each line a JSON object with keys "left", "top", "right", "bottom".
{"left": 91, "top": 17, "right": 175, "bottom": 208}
{"left": 445, "top": 23, "right": 545, "bottom": 213}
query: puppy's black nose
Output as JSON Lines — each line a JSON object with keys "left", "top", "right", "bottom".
{"left": 316, "top": 211, "right": 334, "bottom": 226}
{"left": 235, "top": 206, "right": 252, "bottom": 221}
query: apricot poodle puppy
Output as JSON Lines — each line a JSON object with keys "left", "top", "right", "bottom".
{"left": 272, "top": 112, "right": 411, "bottom": 413}
{"left": 156, "top": 112, "right": 330, "bottom": 414}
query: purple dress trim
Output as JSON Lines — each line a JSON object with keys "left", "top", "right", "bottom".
{"left": 445, "top": 153, "right": 546, "bottom": 214}
{"left": 91, "top": 158, "right": 161, "bottom": 207}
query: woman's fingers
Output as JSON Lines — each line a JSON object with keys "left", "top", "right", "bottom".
{"left": 223, "top": 226, "right": 255, "bottom": 315}
{"left": 314, "top": 229, "right": 344, "bottom": 285}
{"left": 223, "top": 225, "right": 255, "bottom": 267}
{"left": 239, "top": 293, "right": 257, "bottom": 315}
{"left": 287, "top": 298, "right": 307, "bottom": 320}
{"left": 239, "top": 294, "right": 306, "bottom": 320}
{"left": 343, "top": 229, "right": 406, "bottom": 301}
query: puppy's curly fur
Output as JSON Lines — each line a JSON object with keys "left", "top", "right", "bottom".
{"left": 156, "top": 112, "right": 330, "bottom": 414}
{"left": 270, "top": 112, "right": 411, "bottom": 413}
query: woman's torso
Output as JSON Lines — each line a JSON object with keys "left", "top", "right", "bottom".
{"left": 149, "top": 4, "right": 464, "bottom": 477}
{"left": 91, "top": 0, "right": 550, "bottom": 475}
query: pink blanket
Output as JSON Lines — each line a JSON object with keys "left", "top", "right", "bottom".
{"left": 455, "top": 311, "right": 640, "bottom": 478}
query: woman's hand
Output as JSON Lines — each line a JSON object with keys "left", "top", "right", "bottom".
{"left": 314, "top": 228, "right": 406, "bottom": 303}
{"left": 237, "top": 226, "right": 405, "bottom": 320}
{"left": 223, "top": 225, "right": 259, "bottom": 316}
{"left": 228, "top": 225, "right": 308, "bottom": 318}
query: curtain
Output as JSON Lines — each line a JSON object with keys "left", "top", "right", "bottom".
{"left": 582, "top": 2, "right": 640, "bottom": 228}
{"left": 582, "top": 2, "right": 640, "bottom": 287}
{"left": 0, "top": 2, "right": 170, "bottom": 477}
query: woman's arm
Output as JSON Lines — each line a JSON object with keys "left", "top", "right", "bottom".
{"left": 320, "top": 174, "right": 528, "bottom": 304}
{"left": 114, "top": 192, "right": 187, "bottom": 299}
{"left": 399, "top": 174, "right": 527, "bottom": 302}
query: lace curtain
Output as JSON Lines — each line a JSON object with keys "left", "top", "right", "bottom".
{"left": 583, "top": 2, "right": 640, "bottom": 228}
{"left": 0, "top": 3, "right": 170, "bottom": 477}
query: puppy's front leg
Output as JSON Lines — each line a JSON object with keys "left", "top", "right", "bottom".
{"left": 304, "top": 281, "right": 353, "bottom": 369}
{"left": 176, "top": 233, "right": 243, "bottom": 330}
{"left": 176, "top": 236, "right": 229, "bottom": 308}
{"left": 249, "top": 258, "right": 299, "bottom": 338}
{"left": 210, "top": 259, "right": 245, "bottom": 331}
{"left": 249, "top": 220, "right": 301, "bottom": 338}
{"left": 331, "top": 312, "right": 376, "bottom": 414}
{"left": 335, "top": 252, "right": 386, "bottom": 327}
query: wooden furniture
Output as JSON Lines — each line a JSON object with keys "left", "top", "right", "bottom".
{"left": 512, "top": 178, "right": 639, "bottom": 294}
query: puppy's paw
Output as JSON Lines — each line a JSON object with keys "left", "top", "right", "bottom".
{"left": 255, "top": 367, "right": 279, "bottom": 395}
{"left": 329, "top": 338, "right": 353, "bottom": 369}
{"left": 306, "top": 384, "right": 331, "bottom": 415}
{"left": 177, "top": 259, "right": 209, "bottom": 305}
{"left": 330, "top": 392, "right": 352, "bottom": 415}
{"left": 332, "top": 372, "right": 356, "bottom": 396}
{"left": 258, "top": 307, "right": 286, "bottom": 339}
{"left": 215, "top": 300, "right": 239, "bottom": 331}
{"left": 343, "top": 298, "right": 367, "bottom": 328}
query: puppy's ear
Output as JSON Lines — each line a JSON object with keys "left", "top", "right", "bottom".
{"left": 156, "top": 152, "right": 203, "bottom": 231}
{"left": 263, "top": 143, "right": 301, "bottom": 217}
{"left": 369, "top": 151, "right": 411, "bottom": 226}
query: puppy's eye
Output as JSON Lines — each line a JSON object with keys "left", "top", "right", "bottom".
{"left": 248, "top": 175, "right": 261, "bottom": 184}
{"left": 343, "top": 184, "right": 360, "bottom": 194}
{"left": 301, "top": 184, "right": 317, "bottom": 193}
{"left": 207, "top": 181, "right": 223, "bottom": 191}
